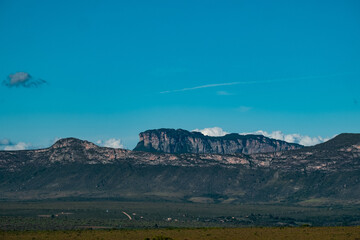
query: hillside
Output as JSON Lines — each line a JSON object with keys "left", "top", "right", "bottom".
{"left": 0, "top": 133, "right": 359, "bottom": 203}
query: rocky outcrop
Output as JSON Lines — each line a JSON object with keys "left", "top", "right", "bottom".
{"left": 133, "top": 128, "right": 303, "bottom": 154}
{"left": 1, "top": 133, "right": 360, "bottom": 203}
{"left": 0, "top": 138, "right": 130, "bottom": 171}
{"left": 1, "top": 134, "right": 359, "bottom": 172}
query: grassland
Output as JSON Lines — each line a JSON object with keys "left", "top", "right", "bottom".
{"left": 2, "top": 227, "right": 360, "bottom": 240}
{"left": 1, "top": 200, "right": 360, "bottom": 231}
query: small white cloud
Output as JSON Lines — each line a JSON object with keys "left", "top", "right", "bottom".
{"left": 0, "top": 138, "right": 11, "bottom": 145}
{"left": 3, "top": 142, "right": 30, "bottom": 151}
{"left": 2, "top": 72, "right": 46, "bottom": 88}
{"left": 0, "top": 138, "right": 31, "bottom": 150}
{"left": 298, "top": 135, "right": 329, "bottom": 146}
{"left": 9, "top": 72, "right": 30, "bottom": 85}
{"left": 52, "top": 137, "right": 62, "bottom": 144}
{"left": 97, "top": 138, "right": 124, "bottom": 149}
{"left": 192, "top": 127, "right": 229, "bottom": 137}
{"left": 237, "top": 106, "right": 252, "bottom": 112}
{"left": 241, "top": 130, "right": 329, "bottom": 146}
{"left": 217, "top": 91, "right": 232, "bottom": 96}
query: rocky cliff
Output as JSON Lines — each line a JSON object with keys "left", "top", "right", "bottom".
{"left": 1, "top": 133, "right": 359, "bottom": 203}
{"left": 133, "top": 128, "right": 303, "bottom": 154}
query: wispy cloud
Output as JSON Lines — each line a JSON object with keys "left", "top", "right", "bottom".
{"left": 0, "top": 139, "right": 11, "bottom": 145}
{"left": 237, "top": 106, "right": 252, "bottom": 112}
{"left": 216, "top": 91, "right": 233, "bottom": 96}
{"left": 160, "top": 73, "right": 348, "bottom": 94}
{"left": 4, "top": 142, "right": 30, "bottom": 151}
{"left": 0, "top": 138, "right": 31, "bottom": 151}
{"left": 2, "top": 72, "right": 47, "bottom": 88}
{"left": 160, "top": 82, "right": 239, "bottom": 94}
{"left": 96, "top": 138, "right": 124, "bottom": 149}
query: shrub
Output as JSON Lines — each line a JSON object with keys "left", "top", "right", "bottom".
{"left": 144, "top": 236, "right": 174, "bottom": 240}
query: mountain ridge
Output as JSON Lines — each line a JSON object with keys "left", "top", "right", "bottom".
{"left": 0, "top": 132, "right": 359, "bottom": 203}
{"left": 133, "top": 128, "right": 303, "bottom": 154}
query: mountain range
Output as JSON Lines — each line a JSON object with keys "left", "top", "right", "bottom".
{"left": 0, "top": 129, "right": 359, "bottom": 204}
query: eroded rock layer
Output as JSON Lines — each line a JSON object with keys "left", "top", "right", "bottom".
{"left": 133, "top": 128, "right": 303, "bottom": 154}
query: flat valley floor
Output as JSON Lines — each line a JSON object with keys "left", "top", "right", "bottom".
{"left": 1, "top": 200, "right": 360, "bottom": 239}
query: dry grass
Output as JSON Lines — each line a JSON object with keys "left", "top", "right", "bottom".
{"left": 2, "top": 226, "right": 360, "bottom": 240}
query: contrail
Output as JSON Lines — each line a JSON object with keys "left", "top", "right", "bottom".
{"left": 160, "top": 73, "right": 349, "bottom": 94}
{"left": 160, "top": 82, "right": 239, "bottom": 94}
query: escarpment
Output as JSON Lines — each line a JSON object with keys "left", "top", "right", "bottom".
{"left": 133, "top": 128, "right": 303, "bottom": 154}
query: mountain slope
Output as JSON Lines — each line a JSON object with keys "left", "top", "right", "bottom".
{"left": 0, "top": 134, "right": 359, "bottom": 203}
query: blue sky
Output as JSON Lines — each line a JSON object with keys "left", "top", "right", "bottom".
{"left": 0, "top": 0, "right": 359, "bottom": 149}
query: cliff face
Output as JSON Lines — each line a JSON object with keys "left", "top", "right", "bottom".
{"left": 1, "top": 134, "right": 360, "bottom": 202}
{"left": 2, "top": 134, "right": 358, "bottom": 172}
{"left": 133, "top": 128, "right": 303, "bottom": 154}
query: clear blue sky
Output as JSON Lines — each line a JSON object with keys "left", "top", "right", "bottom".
{"left": 0, "top": 0, "right": 359, "bottom": 149}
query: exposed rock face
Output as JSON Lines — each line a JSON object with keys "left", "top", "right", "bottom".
{"left": 0, "top": 138, "right": 131, "bottom": 172}
{"left": 48, "top": 138, "right": 128, "bottom": 164}
{"left": 251, "top": 133, "right": 360, "bottom": 172}
{"left": 1, "top": 133, "right": 360, "bottom": 203}
{"left": 133, "top": 128, "right": 303, "bottom": 154}
{"left": 1, "top": 133, "right": 357, "bottom": 171}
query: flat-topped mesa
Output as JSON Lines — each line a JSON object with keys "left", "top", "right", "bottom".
{"left": 133, "top": 128, "right": 303, "bottom": 154}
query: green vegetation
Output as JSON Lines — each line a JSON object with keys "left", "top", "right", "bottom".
{"left": 1, "top": 200, "right": 360, "bottom": 239}
{"left": 1, "top": 200, "right": 360, "bottom": 230}
{"left": 2, "top": 227, "right": 360, "bottom": 240}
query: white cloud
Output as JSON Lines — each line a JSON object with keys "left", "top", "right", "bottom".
{"left": 97, "top": 138, "right": 124, "bottom": 149}
{"left": 8, "top": 72, "right": 31, "bottom": 85}
{"left": 51, "top": 137, "right": 62, "bottom": 144}
{"left": 3, "top": 142, "right": 30, "bottom": 151}
{"left": 2, "top": 72, "right": 46, "bottom": 88}
{"left": 192, "top": 127, "right": 229, "bottom": 137}
{"left": 0, "top": 138, "right": 31, "bottom": 150}
{"left": 241, "top": 130, "right": 329, "bottom": 146}
{"left": 237, "top": 106, "right": 252, "bottom": 112}
{"left": 217, "top": 91, "right": 232, "bottom": 96}
{"left": 0, "top": 139, "right": 11, "bottom": 145}
{"left": 192, "top": 128, "right": 330, "bottom": 146}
